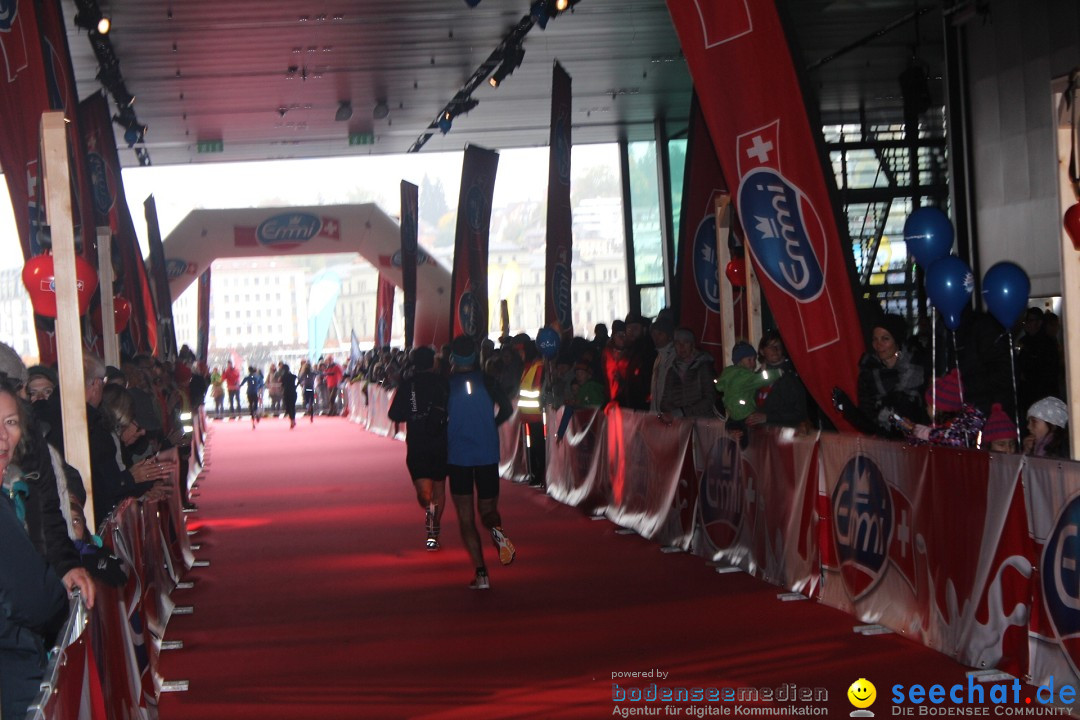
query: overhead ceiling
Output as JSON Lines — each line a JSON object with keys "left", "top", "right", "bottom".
{"left": 65, "top": 0, "right": 948, "bottom": 168}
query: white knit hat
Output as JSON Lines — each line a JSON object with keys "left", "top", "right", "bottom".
{"left": 1028, "top": 396, "right": 1069, "bottom": 428}
{"left": 0, "top": 342, "right": 27, "bottom": 386}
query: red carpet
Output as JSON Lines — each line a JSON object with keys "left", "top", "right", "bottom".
{"left": 158, "top": 417, "right": 999, "bottom": 719}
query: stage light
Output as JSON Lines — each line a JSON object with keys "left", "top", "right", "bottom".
{"left": 556, "top": 0, "right": 568, "bottom": 10}
{"left": 488, "top": 45, "right": 525, "bottom": 88}
{"left": 438, "top": 112, "right": 453, "bottom": 134}
{"left": 438, "top": 98, "right": 479, "bottom": 134}
{"left": 335, "top": 100, "right": 353, "bottom": 121}
{"left": 373, "top": 100, "right": 389, "bottom": 119}
{"left": 74, "top": 1, "right": 110, "bottom": 35}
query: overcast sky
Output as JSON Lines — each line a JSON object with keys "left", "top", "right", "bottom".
{"left": 0, "top": 143, "right": 617, "bottom": 270}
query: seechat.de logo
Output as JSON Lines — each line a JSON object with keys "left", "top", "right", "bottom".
{"left": 1042, "top": 493, "right": 1080, "bottom": 670}
{"left": 692, "top": 214, "right": 721, "bottom": 313}
{"left": 736, "top": 166, "right": 826, "bottom": 303}
{"left": 256, "top": 212, "right": 322, "bottom": 247}
{"left": 833, "top": 455, "right": 893, "bottom": 599}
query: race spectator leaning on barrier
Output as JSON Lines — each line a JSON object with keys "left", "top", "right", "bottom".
{"left": 1023, "top": 396, "right": 1069, "bottom": 459}
{"left": 745, "top": 330, "right": 809, "bottom": 430}
{"left": 648, "top": 317, "right": 676, "bottom": 416}
{"left": 0, "top": 376, "right": 69, "bottom": 720}
{"left": 446, "top": 335, "right": 515, "bottom": 590}
{"left": 983, "top": 403, "right": 1019, "bottom": 454}
{"left": 716, "top": 341, "right": 781, "bottom": 447}
{"left": 657, "top": 327, "right": 717, "bottom": 422}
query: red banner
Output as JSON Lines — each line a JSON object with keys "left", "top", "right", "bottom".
{"left": 375, "top": 273, "right": 395, "bottom": 348}
{"left": 545, "top": 62, "right": 573, "bottom": 333}
{"left": 400, "top": 180, "right": 419, "bottom": 348}
{"left": 665, "top": 0, "right": 863, "bottom": 430}
{"left": 449, "top": 145, "right": 499, "bottom": 341}
{"left": 78, "top": 92, "right": 159, "bottom": 357}
{"left": 674, "top": 94, "right": 731, "bottom": 370}
{"left": 0, "top": 0, "right": 49, "bottom": 259}
{"left": 38, "top": 0, "right": 97, "bottom": 263}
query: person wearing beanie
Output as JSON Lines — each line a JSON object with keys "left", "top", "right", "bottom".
{"left": 853, "top": 313, "right": 928, "bottom": 436}
{"left": 1023, "top": 396, "right": 1069, "bottom": 458}
{"left": 0, "top": 342, "right": 28, "bottom": 389}
{"left": 445, "top": 336, "right": 515, "bottom": 589}
{"left": 388, "top": 346, "right": 450, "bottom": 551}
{"left": 25, "top": 365, "right": 58, "bottom": 403}
{"left": 924, "top": 368, "right": 964, "bottom": 417}
{"left": 982, "top": 402, "right": 1018, "bottom": 453}
{"left": 715, "top": 340, "right": 782, "bottom": 446}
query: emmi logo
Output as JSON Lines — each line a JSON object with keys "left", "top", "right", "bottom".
{"left": 256, "top": 213, "right": 322, "bottom": 247}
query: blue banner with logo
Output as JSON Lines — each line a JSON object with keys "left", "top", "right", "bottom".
{"left": 449, "top": 145, "right": 499, "bottom": 341}
{"left": 674, "top": 94, "right": 734, "bottom": 370}
{"left": 400, "top": 180, "right": 418, "bottom": 348}
{"left": 545, "top": 61, "right": 573, "bottom": 334}
{"left": 145, "top": 195, "right": 177, "bottom": 360}
{"left": 665, "top": 0, "right": 864, "bottom": 431}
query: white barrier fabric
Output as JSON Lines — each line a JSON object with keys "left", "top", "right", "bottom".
{"left": 689, "top": 422, "right": 819, "bottom": 593}
{"left": 1024, "top": 456, "right": 1080, "bottom": 687}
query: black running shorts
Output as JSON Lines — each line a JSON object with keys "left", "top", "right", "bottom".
{"left": 448, "top": 463, "right": 500, "bottom": 499}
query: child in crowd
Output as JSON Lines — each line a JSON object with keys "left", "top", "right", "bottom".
{"left": 1023, "top": 396, "right": 1069, "bottom": 458}
{"left": 716, "top": 341, "right": 781, "bottom": 447}
{"left": 982, "top": 403, "right": 1018, "bottom": 454}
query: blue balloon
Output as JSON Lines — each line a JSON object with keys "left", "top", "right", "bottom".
{"left": 924, "top": 256, "right": 973, "bottom": 331}
{"left": 982, "top": 262, "right": 1030, "bottom": 329}
{"left": 536, "top": 327, "right": 560, "bottom": 359}
{"left": 903, "top": 208, "right": 954, "bottom": 268}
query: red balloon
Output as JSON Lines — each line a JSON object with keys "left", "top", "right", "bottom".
{"left": 21, "top": 254, "right": 99, "bottom": 318}
{"left": 725, "top": 258, "right": 746, "bottom": 287}
{"left": 113, "top": 295, "right": 132, "bottom": 333}
{"left": 1065, "top": 203, "right": 1080, "bottom": 251}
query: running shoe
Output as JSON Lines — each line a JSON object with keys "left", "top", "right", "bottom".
{"left": 490, "top": 527, "right": 515, "bottom": 565}
{"left": 469, "top": 570, "right": 490, "bottom": 590}
{"left": 426, "top": 536, "right": 440, "bottom": 551}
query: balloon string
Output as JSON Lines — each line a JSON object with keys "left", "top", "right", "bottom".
{"left": 1009, "top": 334, "right": 1021, "bottom": 448}
{"left": 952, "top": 331, "right": 964, "bottom": 405}
{"left": 931, "top": 311, "right": 937, "bottom": 419}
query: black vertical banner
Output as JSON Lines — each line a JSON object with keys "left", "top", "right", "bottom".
{"left": 400, "top": 180, "right": 419, "bottom": 348}
{"left": 196, "top": 267, "right": 211, "bottom": 368}
{"left": 449, "top": 145, "right": 499, "bottom": 341}
{"left": 79, "top": 92, "right": 158, "bottom": 358}
{"left": 545, "top": 61, "right": 573, "bottom": 333}
{"left": 144, "top": 195, "right": 177, "bottom": 360}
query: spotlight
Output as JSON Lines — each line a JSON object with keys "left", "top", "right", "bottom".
{"left": 74, "top": 2, "right": 110, "bottom": 35}
{"left": 373, "top": 100, "right": 389, "bottom": 119}
{"left": 438, "top": 98, "right": 479, "bottom": 134}
{"left": 556, "top": 0, "right": 568, "bottom": 10}
{"left": 335, "top": 100, "right": 353, "bottom": 122}
{"left": 464, "top": 0, "right": 482, "bottom": 6}
{"left": 488, "top": 45, "right": 525, "bottom": 88}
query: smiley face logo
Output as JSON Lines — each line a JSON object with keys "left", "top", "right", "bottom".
{"left": 847, "top": 678, "right": 876, "bottom": 712}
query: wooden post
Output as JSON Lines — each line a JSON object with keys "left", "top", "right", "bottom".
{"left": 97, "top": 227, "right": 119, "bottom": 367}
{"left": 715, "top": 194, "right": 736, "bottom": 366}
{"left": 41, "top": 112, "right": 95, "bottom": 531}
{"left": 744, "top": 249, "right": 762, "bottom": 350}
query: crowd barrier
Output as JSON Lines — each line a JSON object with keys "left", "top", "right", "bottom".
{"left": 27, "top": 407, "right": 206, "bottom": 720}
{"left": 349, "top": 382, "right": 1080, "bottom": 687}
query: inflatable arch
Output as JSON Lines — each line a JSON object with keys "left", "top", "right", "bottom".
{"left": 161, "top": 204, "right": 451, "bottom": 347}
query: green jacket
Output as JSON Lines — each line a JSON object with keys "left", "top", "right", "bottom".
{"left": 715, "top": 365, "right": 780, "bottom": 421}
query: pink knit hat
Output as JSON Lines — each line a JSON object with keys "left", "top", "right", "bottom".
{"left": 925, "top": 368, "right": 964, "bottom": 414}
{"left": 983, "top": 403, "right": 1017, "bottom": 442}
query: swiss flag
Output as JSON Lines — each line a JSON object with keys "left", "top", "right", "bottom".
{"left": 319, "top": 216, "right": 341, "bottom": 239}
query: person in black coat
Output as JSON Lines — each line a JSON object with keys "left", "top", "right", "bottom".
{"left": 0, "top": 380, "right": 69, "bottom": 720}
{"left": 388, "top": 347, "right": 450, "bottom": 550}
{"left": 279, "top": 363, "right": 299, "bottom": 428}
